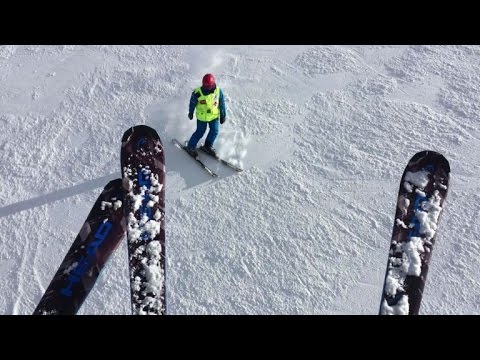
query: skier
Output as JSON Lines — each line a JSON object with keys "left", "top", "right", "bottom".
{"left": 186, "top": 73, "right": 226, "bottom": 157}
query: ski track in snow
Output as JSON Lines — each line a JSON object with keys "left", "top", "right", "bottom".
{"left": 1, "top": 45, "right": 480, "bottom": 314}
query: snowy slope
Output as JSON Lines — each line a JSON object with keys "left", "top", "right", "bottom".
{"left": 1, "top": 45, "right": 479, "bottom": 314}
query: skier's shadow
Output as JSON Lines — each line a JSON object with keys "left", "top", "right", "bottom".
{"left": 0, "top": 173, "right": 119, "bottom": 218}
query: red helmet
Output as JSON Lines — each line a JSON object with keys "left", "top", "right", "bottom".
{"left": 202, "top": 73, "right": 215, "bottom": 90}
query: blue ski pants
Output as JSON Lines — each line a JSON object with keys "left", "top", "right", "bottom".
{"left": 188, "top": 119, "right": 219, "bottom": 150}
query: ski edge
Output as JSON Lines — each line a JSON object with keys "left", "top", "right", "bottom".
{"left": 172, "top": 139, "right": 218, "bottom": 177}
{"left": 198, "top": 147, "right": 244, "bottom": 172}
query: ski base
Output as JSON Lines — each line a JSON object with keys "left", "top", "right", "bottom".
{"left": 379, "top": 150, "right": 450, "bottom": 315}
{"left": 121, "top": 125, "right": 166, "bottom": 315}
{"left": 33, "top": 179, "right": 126, "bottom": 315}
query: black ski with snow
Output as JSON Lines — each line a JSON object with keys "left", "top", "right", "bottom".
{"left": 172, "top": 139, "right": 218, "bottom": 177}
{"left": 198, "top": 146, "right": 243, "bottom": 173}
{"left": 121, "top": 125, "right": 166, "bottom": 315}
{"left": 379, "top": 150, "right": 450, "bottom": 315}
{"left": 33, "top": 179, "right": 126, "bottom": 315}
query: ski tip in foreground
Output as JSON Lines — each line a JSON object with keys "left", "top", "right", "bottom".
{"left": 33, "top": 178, "right": 126, "bottom": 315}
{"left": 379, "top": 150, "right": 450, "bottom": 316}
{"left": 105, "top": 178, "right": 123, "bottom": 190}
{"left": 409, "top": 150, "right": 450, "bottom": 174}
{"left": 122, "top": 125, "right": 161, "bottom": 143}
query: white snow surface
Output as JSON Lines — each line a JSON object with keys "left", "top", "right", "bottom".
{"left": 1, "top": 45, "right": 480, "bottom": 315}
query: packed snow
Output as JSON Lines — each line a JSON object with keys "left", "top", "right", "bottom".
{"left": 1, "top": 45, "right": 480, "bottom": 314}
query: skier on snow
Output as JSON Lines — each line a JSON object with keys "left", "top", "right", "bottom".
{"left": 186, "top": 73, "right": 226, "bottom": 158}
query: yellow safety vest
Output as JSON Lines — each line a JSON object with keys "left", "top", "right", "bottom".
{"left": 194, "top": 87, "right": 220, "bottom": 122}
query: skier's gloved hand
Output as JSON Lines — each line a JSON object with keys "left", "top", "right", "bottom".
{"left": 188, "top": 113, "right": 193, "bottom": 120}
{"left": 220, "top": 117, "right": 226, "bottom": 124}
